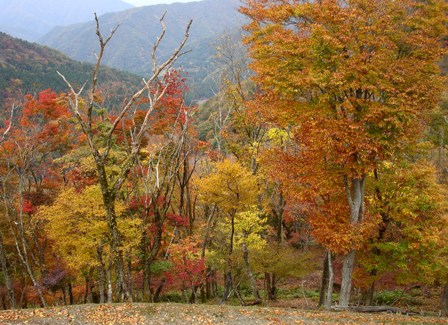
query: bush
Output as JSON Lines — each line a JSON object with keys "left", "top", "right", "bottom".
{"left": 374, "top": 290, "right": 411, "bottom": 305}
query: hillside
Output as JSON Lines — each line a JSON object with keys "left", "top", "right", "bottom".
{"left": 0, "top": 32, "right": 142, "bottom": 107}
{"left": 39, "top": 0, "right": 246, "bottom": 99}
{"left": 0, "top": 0, "right": 133, "bottom": 41}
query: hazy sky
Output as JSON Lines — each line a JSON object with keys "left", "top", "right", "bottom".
{"left": 125, "top": 0, "right": 198, "bottom": 6}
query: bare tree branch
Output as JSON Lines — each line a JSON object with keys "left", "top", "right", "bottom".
{"left": 56, "top": 15, "right": 193, "bottom": 301}
{"left": 0, "top": 104, "right": 17, "bottom": 144}
{"left": 89, "top": 13, "right": 120, "bottom": 129}
{"left": 102, "top": 15, "right": 193, "bottom": 160}
{"left": 152, "top": 12, "right": 168, "bottom": 73}
{"left": 56, "top": 71, "right": 98, "bottom": 154}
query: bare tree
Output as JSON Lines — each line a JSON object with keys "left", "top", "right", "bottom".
{"left": 58, "top": 13, "right": 192, "bottom": 302}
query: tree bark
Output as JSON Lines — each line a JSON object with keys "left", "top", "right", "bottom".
{"left": 61, "top": 287, "right": 67, "bottom": 305}
{"left": 441, "top": 282, "right": 448, "bottom": 317}
{"left": 84, "top": 276, "right": 90, "bottom": 304}
{"left": 364, "top": 281, "right": 375, "bottom": 306}
{"left": 99, "top": 175, "right": 130, "bottom": 302}
{"left": 319, "top": 250, "right": 334, "bottom": 308}
{"left": 220, "top": 213, "right": 235, "bottom": 304}
{"left": 339, "top": 176, "right": 365, "bottom": 307}
{"left": 98, "top": 268, "right": 106, "bottom": 304}
{"left": 242, "top": 242, "right": 261, "bottom": 302}
{"left": 153, "top": 278, "right": 166, "bottom": 302}
{"left": 97, "top": 244, "right": 106, "bottom": 304}
{"left": 127, "top": 253, "right": 134, "bottom": 302}
{"left": 107, "top": 264, "right": 113, "bottom": 303}
{"left": 264, "top": 273, "right": 277, "bottom": 301}
{"left": 0, "top": 230, "right": 14, "bottom": 309}
{"left": 68, "top": 283, "right": 74, "bottom": 305}
{"left": 340, "top": 250, "right": 356, "bottom": 307}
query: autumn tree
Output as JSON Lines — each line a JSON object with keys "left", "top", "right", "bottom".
{"left": 38, "top": 185, "right": 141, "bottom": 304}
{"left": 164, "top": 237, "right": 206, "bottom": 303}
{"left": 242, "top": 0, "right": 447, "bottom": 306}
{"left": 356, "top": 158, "right": 448, "bottom": 305}
{"left": 0, "top": 90, "right": 74, "bottom": 307}
{"left": 213, "top": 31, "right": 300, "bottom": 304}
{"left": 0, "top": 105, "right": 16, "bottom": 309}
{"left": 196, "top": 159, "right": 262, "bottom": 304}
{"left": 58, "top": 14, "right": 192, "bottom": 302}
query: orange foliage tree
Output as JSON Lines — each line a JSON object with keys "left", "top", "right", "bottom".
{"left": 0, "top": 89, "right": 75, "bottom": 307}
{"left": 241, "top": 0, "right": 447, "bottom": 306}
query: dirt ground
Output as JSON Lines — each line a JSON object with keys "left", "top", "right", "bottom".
{"left": 0, "top": 302, "right": 446, "bottom": 325}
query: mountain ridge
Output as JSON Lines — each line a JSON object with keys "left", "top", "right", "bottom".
{"left": 0, "top": 0, "right": 133, "bottom": 41}
{"left": 38, "top": 0, "right": 246, "bottom": 99}
{"left": 0, "top": 32, "right": 142, "bottom": 108}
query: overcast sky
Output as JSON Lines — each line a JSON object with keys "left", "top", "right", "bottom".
{"left": 125, "top": 0, "right": 198, "bottom": 6}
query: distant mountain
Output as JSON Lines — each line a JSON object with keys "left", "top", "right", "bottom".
{"left": 39, "top": 0, "right": 246, "bottom": 99}
{"left": 0, "top": 32, "right": 142, "bottom": 107}
{"left": 0, "top": 0, "right": 133, "bottom": 41}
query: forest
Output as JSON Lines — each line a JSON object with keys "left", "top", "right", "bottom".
{"left": 0, "top": 0, "right": 447, "bottom": 318}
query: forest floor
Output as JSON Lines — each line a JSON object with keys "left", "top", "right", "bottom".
{"left": 0, "top": 302, "right": 446, "bottom": 325}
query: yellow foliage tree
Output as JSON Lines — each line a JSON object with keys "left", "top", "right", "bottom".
{"left": 37, "top": 185, "right": 141, "bottom": 302}
{"left": 196, "top": 160, "right": 263, "bottom": 303}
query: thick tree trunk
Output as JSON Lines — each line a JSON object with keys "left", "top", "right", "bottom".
{"left": 340, "top": 250, "right": 356, "bottom": 307}
{"left": 319, "top": 253, "right": 329, "bottom": 307}
{"left": 96, "top": 163, "right": 131, "bottom": 303}
{"left": 319, "top": 250, "right": 334, "bottom": 308}
{"left": 106, "top": 203, "right": 129, "bottom": 302}
{"left": 339, "top": 176, "right": 365, "bottom": 307}
{"left": 100, "top": 182, "right": 132, "bottom": 302}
